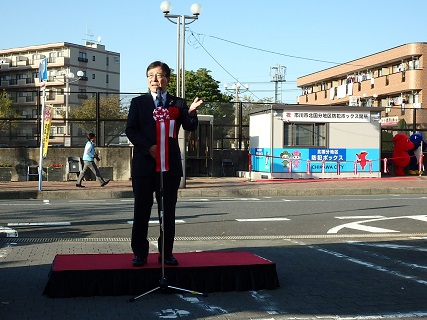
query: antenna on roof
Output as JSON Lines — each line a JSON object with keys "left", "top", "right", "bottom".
{"left": 270, "top": 64, "right": 287, "bottom": 103}
{"left": 83, "top": 23, "right": 102, "bottom": 46}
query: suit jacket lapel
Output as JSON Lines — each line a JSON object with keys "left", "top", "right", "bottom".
{"left": 165, "top": 93, "right": 177, "bottom": 109}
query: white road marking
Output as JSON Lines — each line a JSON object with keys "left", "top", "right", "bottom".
{"left": 277, "top": 314, "right": 427, "bottom": 319}
{"left": 335, "top": 215, "right": 384, "bottom": 219}
{"left": 250, "top": 291, "right": 281, "bottom": 314}
{"left": 328, "top": 215, "right": 427, "bottom": 234}
{"left": 409, "top": 215, "right": 427, "bottom": 222}
{"left": 177, "top": 294, "right": 228, "bottom": 314}
{"left": 220, "top": 198, "right": 260, "bottom": 201}
{"left": 236, "top": 218, "right": 290, "bottom": 222}
{"left": 348, "top": 241, "right": 427, "bottom": 253}
{"left": 68, "top": 200, "right": 107, "bottom": 203}
{"left": 282, "top": 196, "right": 427, "bottom": 202}
{"left": 0, "top": 226, "right": 18, "bottom": 237}
{"left": 156, "top": 308, "right": 190, "bottom": 319}
{"left": 317, "top": 246, "right": 427, "bottom": 285}
{"left": 127, "top": 220, "right": 185, "bottom": 225}
{"left": 7, "top": 222, "right": 71, "bottom": 226}
{"left": 289, "top": 239, "right": 427, "bottom": 287}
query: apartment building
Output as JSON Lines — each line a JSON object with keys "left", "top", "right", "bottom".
{"left": 0, "top": 41, "right": 120, "bottom": 146}
{"left": 296, "top": 42, "right": 427, "bottom": 130}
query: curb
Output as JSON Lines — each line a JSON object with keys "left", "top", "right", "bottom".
{"left": 1, "top": 186, "right": 427, "bottom": 200}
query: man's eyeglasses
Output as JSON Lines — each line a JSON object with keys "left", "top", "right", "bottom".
{"left": 147, "top": 73, "right": 165, "bottom": 79}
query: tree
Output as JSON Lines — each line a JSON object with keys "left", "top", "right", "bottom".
{"left": 0, "top": 89, "right": 17, "bottom": 132}
{"left": 67, "top": 95, "right": 128, "bottom": 145}
{"left": 168, "top": 68, "right": 233, "bottom": 120}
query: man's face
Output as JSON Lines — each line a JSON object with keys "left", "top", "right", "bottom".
{"left": 147, "top": 66, "right": 169, "bottom": 93}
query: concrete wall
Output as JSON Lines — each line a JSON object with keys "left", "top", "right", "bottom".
{"left": 0, "top": 147, "right": 132, "bottom": 182}
{"left": 0, "top": 147, "right": 249, "bottom": 181}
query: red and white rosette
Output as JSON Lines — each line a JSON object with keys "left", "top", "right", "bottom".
{"left": 153, "top": 107, "right": 170, "bottom": 172}
{"left": 168, "top": 106, "right": 179, "bottom": 138}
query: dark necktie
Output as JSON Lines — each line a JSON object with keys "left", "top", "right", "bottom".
{"left": 157, "top": 91, "right": 163, "bottom": 107}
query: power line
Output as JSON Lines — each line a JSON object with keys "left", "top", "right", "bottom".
{"left": 188, "top": 30, "right": 261, "bottom": 101}
{"left": 189, "top": 29, "right": 367, "bottom": 68}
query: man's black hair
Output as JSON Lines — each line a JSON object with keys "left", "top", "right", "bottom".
{"left": 146, "top": 61, "right": 171, "bottom": 78}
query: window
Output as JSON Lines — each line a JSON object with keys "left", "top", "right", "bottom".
{"left": 106, "top": 56, "right": 109, "bottom": 66}
{"left": 284, "top": 123, "right": 326, "bottom": 147}
{"left": 92, "top": 74, "right": 96, "bottom": 79}
{"left": 92, "top": 55, "right": 96, "bottom": 61}
{"left": 78, "top": 52, "right": 88, "bottom": 62}
{"left": 79, "top": 71, "right": 88, "bottom": 81}
{"left": 54, "top": 107, "right": 63, "bottom": 117}
{"left": 408, "top": 57, "right": 420, "bottom": 70}
{"left": 78, "top": 89, "right": 87, "bottom": 99}
{"left": 106, "top": 74, "right": 109, "bottom": 83}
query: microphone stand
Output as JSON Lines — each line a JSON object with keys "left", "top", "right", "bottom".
{"left": 129, "top": 91, "right": 207, "bottom": 302}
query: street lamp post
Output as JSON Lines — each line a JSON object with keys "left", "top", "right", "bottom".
{"left": 160, "top": 1, "right": 202, "bottom": 187}
{"left": 224, "top": 82, "right": 249, "bottom": 149}
{"left": 52, "top": 69, "right": 84, "bottom": 141}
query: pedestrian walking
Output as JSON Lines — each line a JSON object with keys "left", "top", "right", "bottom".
{"left": 76, "top": 133, "right": 110, "bottom": 188}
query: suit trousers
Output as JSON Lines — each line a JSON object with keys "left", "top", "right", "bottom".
{"left": 131, "top": 172, "right": 180, "bottom": 258}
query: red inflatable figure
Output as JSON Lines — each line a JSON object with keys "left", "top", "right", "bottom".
{"left": 392, "top": 133, "right": 415, "bottom": 176}
{"left": 356, "top": 150, "right": 369, "bottom": 170}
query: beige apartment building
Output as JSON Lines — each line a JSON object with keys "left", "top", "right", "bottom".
{"left": 296, "top": 42, "right": 427, "bottom": 130}
{"left": 0, "top": 41, "right": 120, "bottom": 146}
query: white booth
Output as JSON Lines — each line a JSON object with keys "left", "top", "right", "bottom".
{"left": 249, "top": 104, "right": 383, "bottom": 179}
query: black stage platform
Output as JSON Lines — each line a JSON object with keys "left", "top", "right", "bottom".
{"left": 43, "top": 251, "right": 280, "bottom": 298}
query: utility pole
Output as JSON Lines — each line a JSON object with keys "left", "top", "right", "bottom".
{"left": 224, "top": 82, "right": 249, "bottom": 149}
{"left": 270, "top": 65, "right": 286, "bottom": 103}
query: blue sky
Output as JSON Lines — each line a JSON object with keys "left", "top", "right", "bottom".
{"left": 2, "top": 0, "right": 427, "bottom": 103}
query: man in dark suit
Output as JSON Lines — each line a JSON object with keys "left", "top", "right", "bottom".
{"left": 126, "top": 61, "right": 203, "bottom": 267}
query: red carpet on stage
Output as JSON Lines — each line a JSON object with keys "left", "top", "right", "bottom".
{"left": 43, "top": 251, "right": 280, "bottom": 298}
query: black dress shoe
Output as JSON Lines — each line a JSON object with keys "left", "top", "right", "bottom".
{"left": 76, "top": 184, "right": 85, "bottom": 188}
{"left": 132, "top": 255, "right": 147, "bottom": 267}
{"left": 158, "top": 255, "right": 179, "bottom": 266}
{"left": 101, "top": 179, "right": 110, "bottom": 187}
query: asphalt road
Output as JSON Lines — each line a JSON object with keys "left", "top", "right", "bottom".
{"left": 1, "top": 195, "right": 427, "bottom": 320}
{"left": 2, "top": 194, "right": 427, "bottom": 238}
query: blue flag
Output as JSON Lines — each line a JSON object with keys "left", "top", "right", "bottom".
{"left": 38, "top": 58, "right": 48, "bottom": 82}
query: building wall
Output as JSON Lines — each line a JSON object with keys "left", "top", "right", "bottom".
{"left": 0, "top": 41, "right": 121, "bottom": 146}
{"left": 296, "top": 42, "right": 427, "bottom": 129}
{"left": 249, "top": 113, "right": 272, "bottom": 148}
{"left": 329, "top": 122, "right": 380, "bottom": 149}
{"left": 68, "top": 42, "right": 120, "bottom": 92}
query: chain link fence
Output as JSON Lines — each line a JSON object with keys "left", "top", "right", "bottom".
{"left": 3, "top": 89, "right": 427, "bottom": 153}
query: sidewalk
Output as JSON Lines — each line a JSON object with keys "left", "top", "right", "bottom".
{"left": 0, "top": 175, "right": 426, "bottom": 200}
